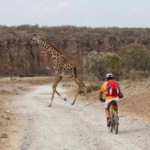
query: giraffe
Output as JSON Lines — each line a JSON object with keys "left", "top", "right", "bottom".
{"left": 30, "top": 34, "right": 88, "bottom": 107}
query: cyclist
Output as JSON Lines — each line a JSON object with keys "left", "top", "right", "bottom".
{"left": 99, "top": 73, "right": 123, "bottom": 127}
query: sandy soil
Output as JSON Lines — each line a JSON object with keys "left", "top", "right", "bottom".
{"left": 0, "top": 77, "right": 150, "bottom": 150}
{"left": 0, "top": 77, "right": 52, "bottom": 150}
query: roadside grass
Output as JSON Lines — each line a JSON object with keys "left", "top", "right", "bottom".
{"left": 79, "top": 84, "right": 99, "bottom": 95}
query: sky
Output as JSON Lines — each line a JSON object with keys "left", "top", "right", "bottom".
{"left": 0, "top": 0, "right": 150, "bottom": 28}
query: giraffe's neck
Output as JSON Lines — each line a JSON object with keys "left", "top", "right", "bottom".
{"left": 36, "top": 37, "right": 67, "bottom": 64}
{"left": 35, "top": 37, "right": 78, "bottom": 77}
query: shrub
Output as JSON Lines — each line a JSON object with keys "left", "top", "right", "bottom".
{"left": 83, "top": 51, "right": 123, "bottom": 80}
{"left": 120, "top": 44, "right": 150, "bottom": 79}
{"left": 79, "top": 84, "right": 100, "bottom": 95}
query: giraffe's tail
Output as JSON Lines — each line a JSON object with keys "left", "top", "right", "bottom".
{"left": 73, "top": 66, "right": 78, "bottom": 78}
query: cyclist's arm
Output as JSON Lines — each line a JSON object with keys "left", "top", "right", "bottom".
{"left": 117, "top": 82, "right": 124, "bottom": 98}
{"left": 117, "top": 82, "right": 121, "bottom": 93}
{"left": 99, "top": 82, "right": 106, "bottom": 98}
{"left": 99, "top": 91, "right": 103, "bottom": 99}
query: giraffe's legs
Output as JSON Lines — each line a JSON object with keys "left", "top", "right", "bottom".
{"left": 56, "top": 90, "right": 66, "bottom": 101}
{"left": 71, "top": 87, "right": 80, "bottom": 105}
{"left": 71, "top": 78, "right": 89, "bottom": 105}
{"left": 48, "top": 76, "right": 65, "bottom": 107}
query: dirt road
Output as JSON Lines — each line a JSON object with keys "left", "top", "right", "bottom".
{"left": 13, "top": 84, "right": 150, "bottom": 150}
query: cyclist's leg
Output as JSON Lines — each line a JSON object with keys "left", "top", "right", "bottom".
{"left": 105, "top": 100, "right": 112, "bottom": 118}
{"left": 113, "top": 99, "right": 120, "bottom": 126}
{"left": 105, "top": 100, "right": 112, "bottom": 127}
{"left": 105, "top": 108, "right": 110, "bottom": 118}
{"left": 113, "top": 103, "right": 118, "bottom": 112}
{"left": 105, "top": 108, "right": 111, "bottom": 127}
{"left": 113, "top": 98, "right": 120, "bottom": 113}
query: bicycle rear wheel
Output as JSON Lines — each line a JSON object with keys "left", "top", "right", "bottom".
{"left": 110, "top": 114, "right": 114, "bottom": 132}
{"left": 114, "top": 112, "right": 119, "bottom": 134}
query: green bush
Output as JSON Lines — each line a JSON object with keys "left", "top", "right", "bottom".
{"left": 120, "top": 44, "right": 150, "bottom": 79}
{"left": 79, "top": 84, "right": 99, "bottom": 95}
{"left": 84, "top": 51, "right": 123, "bottom": 80}
{"left": 105, "top": 54, "right": 122, "bottom": 80}
{"left": 31, "top": 66, "right": 49, "bottom": 75}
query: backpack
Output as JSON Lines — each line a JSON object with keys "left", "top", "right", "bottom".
{"left": 106, "top": 80, "right": 119, "bottom": 96}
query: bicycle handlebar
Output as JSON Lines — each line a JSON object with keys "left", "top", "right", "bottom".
{"left": 99, "top": 98, "right": 106, "bottom": 102}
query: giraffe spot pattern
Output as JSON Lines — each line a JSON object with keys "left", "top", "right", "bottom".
{"left": 35, "top": 36, "right": 78, "bottom": 77}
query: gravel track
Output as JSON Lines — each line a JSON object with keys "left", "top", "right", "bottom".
{"left": 13, "top": 84, "right": 150, "bottom": 150}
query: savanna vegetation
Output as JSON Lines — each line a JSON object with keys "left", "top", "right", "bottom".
{"left": 0, "top": 25, "right": 150, "bottom": 80}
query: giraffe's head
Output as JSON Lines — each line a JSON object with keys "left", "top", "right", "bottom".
{"left": 29, "top": 34, "right": 40, "bottom": 45}
{"left": 30, "top": 34, "right": 38, "bottom": 42}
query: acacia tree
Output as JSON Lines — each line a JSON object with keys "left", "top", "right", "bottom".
{"left": 83, "top": 51, "right": 122, "bottom": 80}
{"left": 120, "top": 44, "right": 150, "bottom": 79}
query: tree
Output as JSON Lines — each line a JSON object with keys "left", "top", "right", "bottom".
{"left": 84, "top": 51, "right": 122, "bottom": 80}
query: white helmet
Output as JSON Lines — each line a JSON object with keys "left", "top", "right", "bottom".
{"left": 106, "top": 73, "right": 113, "bottom": 79}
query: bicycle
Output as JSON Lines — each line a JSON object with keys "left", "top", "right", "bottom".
{"left": 100, "top": 99, "right": 119, "bottom": 134}
{"left": 108, "top": 100, "right": 119, "bottom": 134}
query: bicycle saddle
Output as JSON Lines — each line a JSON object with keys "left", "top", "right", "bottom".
{"left": 108, "top": 100, "right": 117, "bottom": 109}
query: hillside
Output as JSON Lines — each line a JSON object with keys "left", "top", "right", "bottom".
{"left": 0, "top": 25, "right": 150, "bottom": 77}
